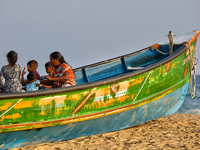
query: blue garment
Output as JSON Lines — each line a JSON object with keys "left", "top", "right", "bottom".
{"left": 26, "top": 80, "right": 40, "bottom": 92}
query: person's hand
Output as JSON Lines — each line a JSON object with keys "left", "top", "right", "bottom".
{"left": 44, "top": 75, "right": 52, "bottom": 81}
{"left": 46, "top": 85, "right": 52, "bottom": 89}
{"left": 22, "top": 67, "right": 26, "bottom": 75}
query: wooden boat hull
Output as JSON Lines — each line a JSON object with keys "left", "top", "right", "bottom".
{"left": 0, "top": 30, "right": 199, "bottom": 149}
{"left": 1, "top": 82, "right": 189, "bottom": 149}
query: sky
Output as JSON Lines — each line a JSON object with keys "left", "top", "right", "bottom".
{"left": 0, "top": 0, "right": 200, "bottom": 76}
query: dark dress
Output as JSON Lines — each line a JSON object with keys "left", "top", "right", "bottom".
{"left": 0, "top": 64, "right": 22, "bottom": 93}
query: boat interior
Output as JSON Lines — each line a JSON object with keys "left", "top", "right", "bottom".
{"left": 74, "top": 43, "right": 183, "bottom": 85}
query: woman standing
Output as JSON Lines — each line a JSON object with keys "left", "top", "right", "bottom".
{"left": 0, "top": 51, "right": 22, "bottom": 93}
{"left": 40, "top": 51, "right": 76, "bottom": 88}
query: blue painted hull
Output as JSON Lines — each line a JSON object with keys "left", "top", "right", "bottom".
{"left": 1, "top": 82, "right": 189, "bottom": 149}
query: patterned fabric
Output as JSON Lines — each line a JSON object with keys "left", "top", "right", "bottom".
{"left": 0, "top": 64, "right": 22, "bottom": 93}
{"left": 26, "top": 80, "right": 40, "bottom": 92}
{"left": 51, "top": 63, "right": 76, "bottom": 88}
{"left": 33, "top": 71, "right": 41, "bottom": 80}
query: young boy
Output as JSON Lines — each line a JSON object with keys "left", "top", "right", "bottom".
{"left": 22, "top": 60, "right": 41, "bottom": 86}
{"left": 23, "top": 72, "right": 40, "bottom": 92}
{"left": 45, "top": 61, "right": 54, "bottom": 77}
{"left": 27, "top": 60, "right": 41, "bottom": 80}
{"left": 37, "top": 61, "right": 54, "bottom": 89}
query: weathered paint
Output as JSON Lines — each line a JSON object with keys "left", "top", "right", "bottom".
{"left": 0, "top": 30, "right": 199, "bottom": 149}
{"left": 0, "top": 82, "right": 189, "bottom": 149}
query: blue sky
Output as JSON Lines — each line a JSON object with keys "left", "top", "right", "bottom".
{"left": 0, "top": 0, "right": 200, "bottom": 75}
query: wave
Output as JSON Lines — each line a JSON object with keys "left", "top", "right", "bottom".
{"left": 175, "top": 109, "right": 200, "bottom": 115}
{"left": 176, "top": 75, "right": 200, "bottom": 115}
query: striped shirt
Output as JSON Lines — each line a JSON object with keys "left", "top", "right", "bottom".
{"left": 33, "top": 71, "right": 41, "bottom": 80}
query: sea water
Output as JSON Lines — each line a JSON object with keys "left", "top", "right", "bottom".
{"left": 176, "top": 75, "right": 200, "bottom": 115}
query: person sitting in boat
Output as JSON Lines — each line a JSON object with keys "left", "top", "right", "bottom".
{"left": 45, "top": 61, "right": 54, "bottom": 77}
{"left": 21, "top": 60, "right": 41, "bottom": 86}
{"left": 27, "top": 60, "right": 41, "bottom": 80}
{"left": 38, "top": 61, "right": 54, "bottom": 89}
{"left": 0, "top": 50, "right": 23, "bottom": 93}
{"left": 23, "top": 72, "right": 40, "bottom": 92}
{"left": 40, "top": 51, "right": 76, "bottom": 88}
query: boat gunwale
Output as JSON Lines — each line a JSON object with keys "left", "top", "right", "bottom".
{"left": 0, "top": 43, "right": 189, "bottom": 100}
{"left": 73, "top": 47, "right": 149, "bottom": 70}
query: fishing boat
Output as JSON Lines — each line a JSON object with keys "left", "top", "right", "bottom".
{"left": 0, "top": 30, "right": 199, "bottom": 149}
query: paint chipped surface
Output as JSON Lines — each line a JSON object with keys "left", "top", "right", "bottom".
{"left": 0, "top": 113, "right": 22, "bottom": 121}
{"left": 0, "top": 102, "right": 12, "bottom": 111}
{"left": 0, "top": 40, "right": 196, "bottom": 134}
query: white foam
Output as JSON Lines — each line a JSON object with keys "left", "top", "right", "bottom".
{"left": 183, "top": 109, "right": 200, "bottom": 115}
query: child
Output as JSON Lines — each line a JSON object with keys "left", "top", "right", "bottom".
{"left": 45, "top": 61, "right": 54, "bottom": 77}
{"left": 22, "top": 60, "right": 41, "bottom": 86}
{"left": 0, "top": 51, "right": 22, "bottom": 93}
{"left": 27, "top": 60, "right": 41, "bottom": 80}
{"left": 23, "top": 72, "right": 40, "bottom": 92}
{"left": 38, "top": 62, "right": 54, "bottom": 89}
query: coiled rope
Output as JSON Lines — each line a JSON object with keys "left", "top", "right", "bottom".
{"left": 153, "top": 41, "right": 198, "bottom": 98}
{"left": 187, "top": 42, "right": 199, "bottom": 98}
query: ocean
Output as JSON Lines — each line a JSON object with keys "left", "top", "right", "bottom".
{"left": 176, "top": 75, "right": 200, "bottom": 115}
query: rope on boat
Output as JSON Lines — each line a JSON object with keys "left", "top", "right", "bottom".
{"left": 0, "top": 98, "right": 23, "bottom": 118}
{"left": 133, "top": 70, "right": 153, "bottom": 102}
{"left": 153, "top": 31, "right": 174, "bottom": 55}
{"left": 187, "top": 42, "right": 199, "bottom": 98}
{"left": 154, "top": 47, "right": 169, "bottom": 55}
{"left": 155, "top": 41, "right": 198, "bottom": 98}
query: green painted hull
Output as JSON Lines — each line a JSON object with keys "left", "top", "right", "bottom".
{"left": 0, "top": 30, "right": 199, "bottom": 149}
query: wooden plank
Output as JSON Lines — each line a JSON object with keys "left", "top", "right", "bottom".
{"left": 82, "top": 68, "right": 89, "bottom": 82}
{"left": 121, "top": 57, "right": 129, "bottom": 73}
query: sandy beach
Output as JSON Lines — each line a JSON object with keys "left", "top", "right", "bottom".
{"left": 10, "top": 114, "right": 200, "bottom": 150}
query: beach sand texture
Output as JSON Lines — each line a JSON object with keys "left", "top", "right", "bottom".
{"left": 10, "top": 114, "right": 200, "bottom": 150}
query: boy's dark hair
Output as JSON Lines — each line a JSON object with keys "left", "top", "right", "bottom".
{"left": 27, "top": 60, "right": 38, "bottom": 68}
{"left": 6, "top": 50, "right": 18, "bottom": 66}
{"left": 45, "top": 61, "right": 53, "bottom": 67}
{"left": 27, "top": 72, "right": 36, "bottom": 81}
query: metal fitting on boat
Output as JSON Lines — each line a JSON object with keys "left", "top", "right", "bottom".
{"left": 168, "top": 31, "right": 174, "bottom": 54}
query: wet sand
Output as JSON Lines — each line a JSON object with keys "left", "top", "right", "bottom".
{"left": 11, "top": 114, "right": 200, "bottom": 150}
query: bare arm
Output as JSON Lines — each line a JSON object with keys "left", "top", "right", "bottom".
{"left": 44, "top": 71, "right": 69, "bottom": 83}
{"left": 40, "top": 79, "right": 53, "bottom": 85}
{"left": 36, "top": 83, "right": 52, "bottom": 89}
{"left": 21, "top": 67, "right": 27, "bottom": 86}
